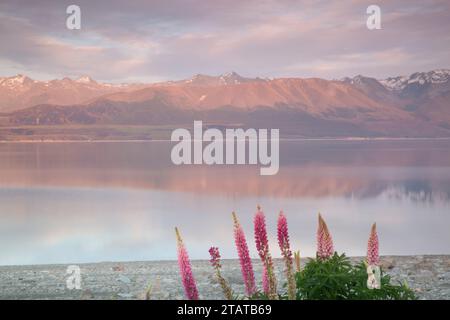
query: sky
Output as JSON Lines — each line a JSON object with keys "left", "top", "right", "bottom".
{"left": 0, "top": 0, "right": 449, "bottom": 83}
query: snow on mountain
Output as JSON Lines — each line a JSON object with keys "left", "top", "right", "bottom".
{"left": 165, "top": 71, "right": 266, "bottom": 87}
{"left": 218, "top": 71, "right": 248, "bottom": 84}
{"left": 341, "top": 75, "right": 368, "bottom": 85}
{"left": 3, "top": 70, "right": 450, "bottom": 137}
{"left": 379, "top": 69, "right": 450, "bottom": 91}
{"left": 2, "top": 69, "right": 449, "bottom": 114}
{"left": 75, "top": 76, "right": 96, "bottom": 84}
{"left": 0, "top": 74, "right": 34, "bottom": 88}
{"left": 0, "top": 75, "right": 148, "bottom": 112}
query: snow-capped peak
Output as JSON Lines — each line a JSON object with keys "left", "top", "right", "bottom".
{"left": 75, "top": 76, "right": 95, "bottom": 84}
{"left": 182, "top": 72, "right": 248, "bottom": 86}
{"left": 0, "top": 74, "right": 33, "bottom": 87}
{"left": 219, "top": 71, "right": 244, "bottom": 84}
{"left": 220, "top": 71, "right": 241, "bottom": 79}
{"left": 341, "top": 75, "right": 371, "bottom": 85}
{"left": 12, "top": 74, "right": 28, "bottom": 83}
{"left": 379, "top": 69, "right": 450, "bottom": 91}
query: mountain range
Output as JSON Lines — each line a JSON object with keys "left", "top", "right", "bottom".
{"left": 0, "top": 74, "right": 147, "bottom": 112}
{"left": 1, "top": 69, "right": 449, "bottom": 139}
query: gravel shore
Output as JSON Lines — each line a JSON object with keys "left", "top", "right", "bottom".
{"left": 0, "top": 255, "right": 449, "bottom": 300}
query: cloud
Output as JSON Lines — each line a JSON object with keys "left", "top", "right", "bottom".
{"left": 0, "top": 0, "right": 449, "bottom": 82}
{"left": 283, "top": 48, "right": 417, "bottom": 78}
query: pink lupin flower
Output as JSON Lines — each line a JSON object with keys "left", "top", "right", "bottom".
{"left": 175, "top": 227, "right": 199, "bottom": 300}
{"left": 232, "top": 212, "right": 256, "bottom": 296}
{"left": 367, "top": 223, "right": 380, "bottom": 265}
{"left": 317, "top": 213, "right": 334, "bottom": 260}
{"left": 277, "top": 211, "right": 296, "bottom": 300}
{"left": 254, "top": 206, "right": 277, "bottom": 298}
{"left": 254, "top": 210, "right": 268, "bottom": 258}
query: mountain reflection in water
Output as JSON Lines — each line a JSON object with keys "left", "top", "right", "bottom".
{"left": 0, "top": 139, "right": 449, "bottom": 265}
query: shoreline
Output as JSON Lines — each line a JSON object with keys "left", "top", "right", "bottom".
{"left": 0, "top": 253, "right": 448, "bottom": 268}
{"left": 1, "top": 137, "right": 450, "bottom": 143}
{"left": 1, "top": 255, "right": 449, "bottom": 300}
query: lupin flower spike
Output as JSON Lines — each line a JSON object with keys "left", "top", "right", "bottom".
{"left": 232, "top": 212, "right": 256, "bottom": 296}
{"left": 209, "top": 246, "right": 233, "bottom": 299}
{"left": 367, "top": 223, "right": 380, "bottom": 266}
{"left": 254, "top": 206, "right": 277, "bottom": 299}
{"left": 277, "top": 211, "right": 296, "bottom": 300}
{"left": 317, "top": 213, "right": 334, "bottom": 260}
{"left": 175, "top": 227, "right": 199, "bottom": 300}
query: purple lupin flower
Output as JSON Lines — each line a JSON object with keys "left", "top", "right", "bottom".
{"left": 254, "top": 206, "right": 277, "bottom": 298}
{"left": 317, "top": 213, "right": 334, "bottom": 260}
{"left": 367, "top": 223, "right": 380, "bottom": 265}
{"left": 277, "top": 211, "right": 296, "bottom": 300}
{"left": 175, "top": 227, "right": 199, "bottom": 300}
{"left": 209, "top": 246, "right": 233, "bottom": 299}
{"left": 209, "top": 247, "right": 221, "bottom": 269}
{"left": 232, "top": 212, "right": 256, "bottom": 296}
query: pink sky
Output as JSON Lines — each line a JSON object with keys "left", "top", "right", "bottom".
{"left": 0, "top": 0, "right": 449, "bottom": 82}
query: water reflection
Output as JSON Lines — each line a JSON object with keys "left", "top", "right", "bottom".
{"left": 0, "top": 140, "right": 449, "bottom": 265}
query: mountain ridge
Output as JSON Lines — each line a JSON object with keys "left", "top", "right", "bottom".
{"left": 1, "top": 70, "right": 449, "bottom": 138}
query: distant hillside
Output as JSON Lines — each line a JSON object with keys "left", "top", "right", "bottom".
{"left": 0, "top": 75, "right": 148, "bottom": 112}
{"left": 1, "top": 70, "right": 450, "bottom": 138}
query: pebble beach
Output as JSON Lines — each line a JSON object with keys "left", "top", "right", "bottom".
{"left": 0, "top": 255, "right": 449, "bottom": 300}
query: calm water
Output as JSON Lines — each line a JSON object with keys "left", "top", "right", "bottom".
{"left": 0, "top": 140, "right": 449, "bottom": 265}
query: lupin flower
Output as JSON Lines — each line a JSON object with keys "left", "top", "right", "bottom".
{"left": 254, "top": 206, "right": 277, "bottom": 299}
{"left": 367, "top": 223, "right": 380, "bottom": 265}
{"left": 232, "top": 212, "right": 256, "bottom": 296}
{"left": 175, "top": 227, "right": 199, "bottom": 300}
{"left": 316, "top": 213, "right": 334, "bottom": 260}
{"left": 277, "top": 211, "right": 296, "bottom": 300}
{"left": 209, "top": 246, "right": 233, "bottom": 300}
{"left": 209, "top": 247, "right": 221, "bottom": 269}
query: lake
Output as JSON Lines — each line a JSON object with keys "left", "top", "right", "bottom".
{"left": 0, "top": 139, "right": 449, "bottom": 265}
